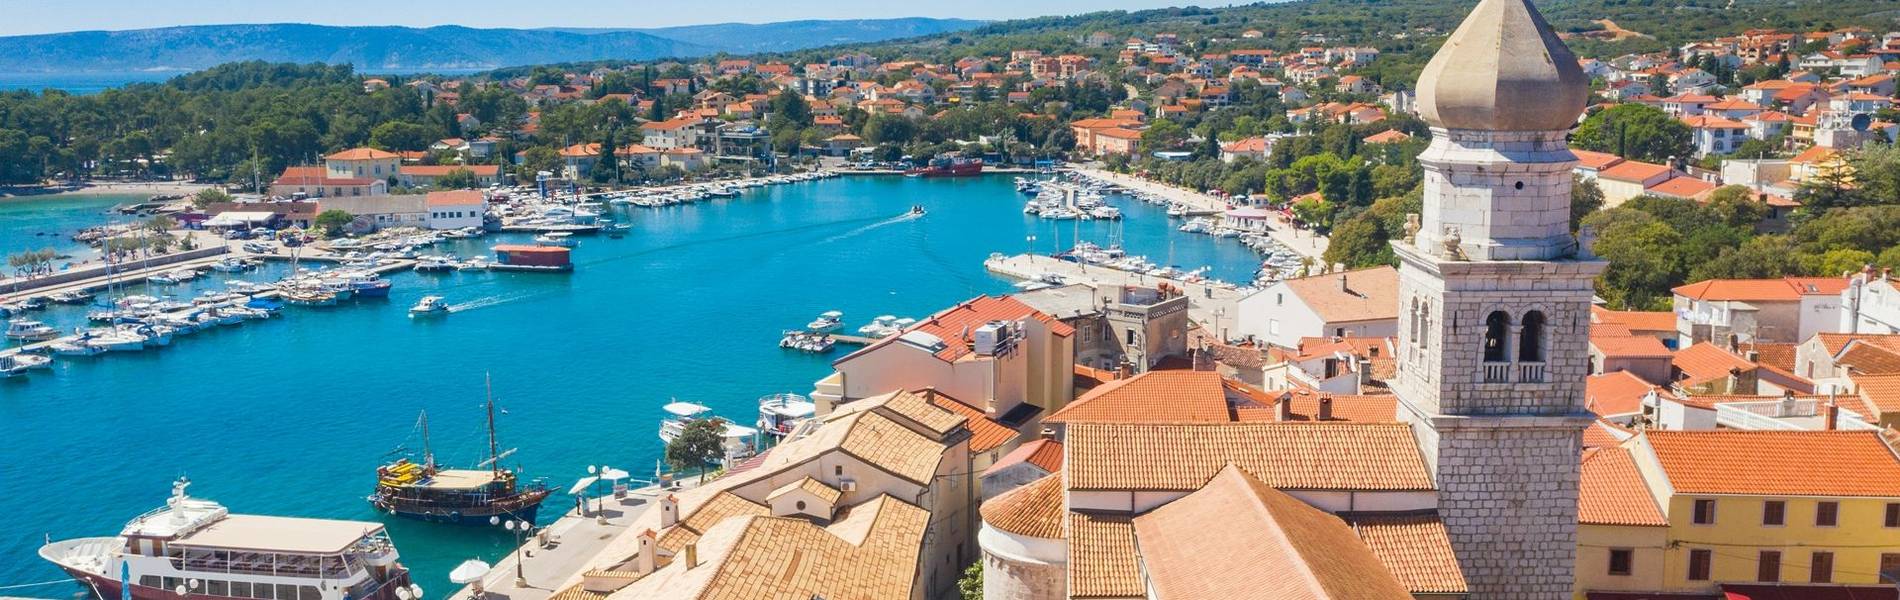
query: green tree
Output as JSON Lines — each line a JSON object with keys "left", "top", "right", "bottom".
{"left": 368, "top": 121, "right": 436, "bottom": 152}
{"left": 434, "top": 168, "right": 479, "bottom": 189}
{"left": 1323, "top": 212, "right": 1395, "bottom": 268}
{"left": 665, "top": 418, "right": 727, "bottom": 482}
{"left": 314, "top": 209, "right": 354, "bottom": 238}
{"left": 1571, "top": 176, "right": 1605, "bottom": 231}
{"left": 958, "top": 562, "right": 983, "bottom": 600}
{"left": 517, "top": 146, "right": 561, "bottom": 179}
{"left": 1810, "top": 248, "right": 1877, "bottom": 277}
{"left": 1573, "top": 104, "right": 1693, "bottom": 164}
{"left": 193, "top": 188, "right": 234, "bottom": 209}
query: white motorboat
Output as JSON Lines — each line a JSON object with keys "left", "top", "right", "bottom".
{"left": 757, "top": 393, "right": 817, "bottom": 438}
{"left": 857, "top": 315, "right": 900, "bottom": 338}
{"left": 0, "top": 353, "right": 52, "bottom": 377}
{"left": 38, "top": 477, "right": 419, "bottom": 600}
{"left": 806, "top": 310, "right": 845, "bottom": 332}
{"left": 413, "top": 256, "right": 457, "bottom": 272}
{"left": 657, "top": 401, "right": 760, "bottom": 463}
{"left": 409, "top": 295, "right": 450, "bottom": 317}
{"left": 87, "top": 329, "right": 149, "bottom": 352}
{"left": 6, "top": 319, "right": 59, "bottom": 342}
{"left": 1089, "top": 206, "right": 1122, "bottom": 219}
{"left": 534, "top": 232, "right": 577, "bottom": 247}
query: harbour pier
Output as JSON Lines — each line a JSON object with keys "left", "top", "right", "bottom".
{"left": 985, "top": 253, "right": 1247, "bottom": 335}
{"left": 446, "top": 480, "right": 698, "bottom": 600}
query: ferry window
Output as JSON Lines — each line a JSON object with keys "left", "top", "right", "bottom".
{"left": 231, "top": 581, "right": 251, "bottom": 597}
{"left": 300, "top": 586, "right": 321, "bottom": 600}
{"left": 278, "top": 584, "right": 299, "bottom": 600}
{"left": 208, "top": 580, "right": 229, "bottom": 596}
{"left": 1608, "top": 549, "right": 1632, "bottom": 575}
{"left": 164, "top": 577, "right": 181, "bottom": 592}
{"left": 1763, "top": 500, "right": 1785, "bottom": 525}
{"left": 1688, "top": 549, "right": 1712, "bottom": 580}
{"left": 1817, "top": 501, "right": 1839, "bottom": 526}
{"left": 140, "top": 576, "right": 161, "bottom": 588}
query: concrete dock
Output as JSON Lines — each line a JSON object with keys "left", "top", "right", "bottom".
{"left": 1070, "top": 167, "right": 1331, "bottom": 261}
{"left": 986, "top": 253, "right": 1248, "bottom": 339}
{"left": 447, "top": 480, "right": 699, "bottom": 600}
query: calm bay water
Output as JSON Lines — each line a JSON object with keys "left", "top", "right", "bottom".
{"left": 0, "top": 175, "right": 1260, "bottom": 594}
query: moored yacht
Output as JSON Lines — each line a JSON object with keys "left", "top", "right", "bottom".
{"left": 805, "top": 310, "right": 844, "bottom": 332}
{"left": 658, "top": 401, "right": 759, "bottom": 463}
{"left": 7, "top": 318, "right": 59, "bottom": 342}
{"left": 39, "top": 477, "right": 419, "bottom": 600}
{"left": 757, "top": 393, "right": 816, "bottom": 439}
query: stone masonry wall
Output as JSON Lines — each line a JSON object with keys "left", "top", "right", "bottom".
{"left": 982, "top": 549, "right": 1066, "bottom": 600}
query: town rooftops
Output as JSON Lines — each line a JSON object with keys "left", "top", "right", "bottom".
{"left": 836, "top": 295, "right": 1072, "bottom": 365}
{"left": 1643, "top": 430, "right": 1900, "bottom": 497}
{"left": 1648, "top": 176, "right": 1718, "bottom": 199}
{"left": 425, "top": 190, "right": 486, "bottom": 206}
{"left": 982, "top": 437, "right": 1062, "bottom": 478}
{"left": 1592, "top": 306, "right": 1676, "bottom": 333}
{"left": 401, "top": 164, "right": 501, "bottom": 176}
{"left": 1047, "top": 370, "right": 1395, "bottom": 424}
{"left": 324, "top": 147, "right": 401, "bottom": 161}
{"left": 1586, "top": 371, "right": 1663, "bottom": 416}
{"left": 1578, "top": 447, "right": 1668, "bottom": 527}
{"left": 616, "top": 495, "right": 929, "bottom": 600}
{"left": 1598, "top": 159, "right": 1674, "bottom": 182}
{"left": 1278, "top": 265, "right": 1400, "bottom": 324}
{"left": 1363, "top": 129, "right": 1412, "bottom": 144}
{"left": 980, "top": 473, "right": 1065, "bottom": 539}
{"left": 1130, "top": 464, "right": 1415, "bottom": 599}
{"left": 1064, "top": 421, "right": 1433, "bottom": 492}
{"left": 1671, "top": 276, "right": 1847, "bottom": 301}
{"left": 1672, "top": 342, "right": 1759, "bottom": 386}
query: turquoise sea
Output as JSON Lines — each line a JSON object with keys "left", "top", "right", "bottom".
{"left": 0, "top": 175, "right": 1261, "bottom": 595}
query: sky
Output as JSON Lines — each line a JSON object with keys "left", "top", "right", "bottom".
{"left": 3, "top": 0, "right": 1199, "bottom": 36}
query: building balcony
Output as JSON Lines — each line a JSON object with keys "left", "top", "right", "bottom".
{"left": 1518, "top": 362, "right": 1547, "bottom": 383}
{"left": 1482, "top": 362, "right": 1511, "bottom": 383}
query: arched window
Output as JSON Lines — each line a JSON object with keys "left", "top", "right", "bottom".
{"left": 1519, "top": 311, "right": 1547, "bottom": 362}
{"left": 1409, "top": 299, "right": 1422, "bottom": 344}
{"left": 1483, "top": 311, "right": 1511, "bottom": 363}
{"left": 1420, "top": 301, "right": 1431, "bottom": 350}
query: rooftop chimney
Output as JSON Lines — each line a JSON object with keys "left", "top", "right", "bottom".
{"left": 1337, "top": 274, "right": 1350, "bottom": 294}
{"left": 1825, "top": 394, "right": 1840, "bottom": 431}
{"left": 1318, "top": 394, "right": 1334, "bottom": 421}
{"left": 636, "top": 529, "right": 657, "bottom": 575}
{"left": 660, "top": 494, "right": 679, "bottom": 528}
{"left": 1278, "top": 392, "right": 1297, "bottom": 422}
{"left": 683, "top": 542, "right": 699, "bottom": 570}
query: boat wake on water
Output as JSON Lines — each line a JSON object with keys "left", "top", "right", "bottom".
{"left": 446, "top": 291, "right": 541, "bottom": 313}
{"left": 817, "top": 210, "right": 924, "bottom": 245}
{"left": 576, "top": 214, "right": 890, "bottom": 268}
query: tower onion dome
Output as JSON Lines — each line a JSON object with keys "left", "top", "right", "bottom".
{"left": 1415, "top": 0, "right": 1590, "bottom": 132}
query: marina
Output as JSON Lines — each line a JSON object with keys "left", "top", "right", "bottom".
{"left": 0, "top": 173, "right": 1268, "bottom": 593}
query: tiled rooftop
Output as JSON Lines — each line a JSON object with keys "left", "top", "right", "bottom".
{"left": 1065, "top": 422, "right": 1433, "bottom": 492}
{"left": 1347, "top": 513, "right": 1470, "bottom": 595}
{"left": 1579, "top": 447, "right": 1668, "bottom": 527}
{"left": 980, "top": 473, "right": 1066, "bottom": 539}
{"left": 1645, "top": 430, "right": 1900, "bottom": 497}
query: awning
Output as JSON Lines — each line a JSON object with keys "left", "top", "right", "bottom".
{"left": 599, "top": 467, "right": 630, "bottom": 481}
{"left": 205, "top": 211, "right": 277, "bottom": 227}
{"left": 1723, "top": 584, "right": 1898, "bottom": 600}
{"left": 566, "top": 476, "right": 599, "bottom": 496}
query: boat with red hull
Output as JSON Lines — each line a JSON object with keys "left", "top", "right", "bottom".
{"left": 904, "top": 156, "right": 985, "bottom": 177}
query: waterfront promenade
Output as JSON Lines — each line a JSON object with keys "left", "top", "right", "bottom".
{"left": 986, "top": 253, "right": 1247, "bottom": 339}
{"left": 1073, "top": 166, "right": 1331, "bottom": 261}
{"left": 448, "top": 481, "right": 694, "bottom": 600}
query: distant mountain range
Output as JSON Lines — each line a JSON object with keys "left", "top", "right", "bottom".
{"left": 0, "top": 18, "right": 986, "bottom": 74}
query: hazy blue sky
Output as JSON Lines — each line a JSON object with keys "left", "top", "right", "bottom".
{"left": 4, "top": 0, "right": 1201, "bottom": 36}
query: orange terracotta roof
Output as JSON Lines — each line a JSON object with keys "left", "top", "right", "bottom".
{"left": 1347, "top": 514, "right": 1470, "bottom": 594}
{"left": 1583, "top": 419, "right": 1634, "bottom": 448}
{"left": 1579, "top": 447, "right": 1668, "bottom": 527}
{"left": 1067, "top": 512, "right": 1141, "bottom": 598}
{"left": 1645, "top": 430, "right": 1900, "bottom": 496}
{"left": 401, "top": 164, "right": 500, "bottom": 177}
{"left": 1279, "top": 266, "right": 1400, "bottom": 324}
{"left": 1571, "top": 149, "right": 1626, "bottom": 170}
{"left": 1047, "top": 370, "right": 1235, "bottom": 423}
{"left": 1841, "top": 340, "right": 1900, "bottom": 375}
{"left": 424, "top": 190, "right": 485, "bottom": 206}
{"left": 1672, "top": 342, "right": 1758, "bottom": 386}
{"left": 1816, "top": 333, "right": 1900, "bottom": 356}
{"left": 1363, "top": 129, "right": 1412, "bottom": 144}
{"left": 980, "top": 473, "right": 1065, "bottom": 539}
{"left": 1587, "top": 371, "right": 1662, "bottom": 416}
{"left": 1065, "top": 422, "right": 1433, "bottom": 492}
{"left": 1131, "top": 465, "right": 1414, "bottom": 599}
{"left": 1671, "top": 278, "right": 1811, "bottom": 301}
{"left": 917, "top": 389, "right": 1017, "bottom": 453}
{"left": 324, "top": 147, "right": 401, "bottom": 161}
{"left": 1792, "top": 145, "right": 1839, "bottom": 164}
{"left": 1592, "top": 335, "right": 1673, "bottom": 360}
{"left": 1647, "top": 176, "right": 1717, "bottom": 199}
{"left": 1593, "top": 306, "right": 1676, "bottom": 333}
{"left": 982, "top": 438, "right": 1062, "bottom": 478}
{"left": 1854, "top": 373, "right": 1900, "bottom": 417}
{"left": 837, "top": 295, "right": 1072, "bottom": 365}
{"left": 1598, "top": 160, "right": 1674, "bottom": 183}
{"left": 1745, "top": 342, "right": 1799, "bottom": 373}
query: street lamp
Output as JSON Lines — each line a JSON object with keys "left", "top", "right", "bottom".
{"left": 491, "top": 516, "right": 532, "bottom": 587}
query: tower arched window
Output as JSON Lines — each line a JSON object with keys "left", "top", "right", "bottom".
{"left": 1420, "top": 301, "right": 1430, "bottom": 350}
{"left": 1519, "top": 311, "right": 1547, "bottom": 362}
{"left": 1409, "top": 299, "right": 1422, "bottom": 345}
{"left": 1483, "top": 311, "right": 1511, "bottom": 363}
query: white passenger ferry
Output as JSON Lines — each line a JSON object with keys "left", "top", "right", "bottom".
{"left": 39, "top": 478, "right": 420, "bottom": 600}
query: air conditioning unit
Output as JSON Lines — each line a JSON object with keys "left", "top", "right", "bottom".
{"left": 973, "top": 321, "right": 1013, "bottom": 356}
{"left": 838, "top": 478, "right": 858, "bottom": 492}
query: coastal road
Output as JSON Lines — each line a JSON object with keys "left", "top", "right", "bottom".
{"left": 1071, "top": 167, "right": 1330, "bottom": 262}
{"left": 448, "top": 484, "right": 682, "bottom": 600}
{"left": 987, "top": 253, "right": 1248, "bottom": 340}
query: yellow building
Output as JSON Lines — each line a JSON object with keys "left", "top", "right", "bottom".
{"left": 323, "top": 147, "right": 403, "bottom": 181}
{"left": 1618, "top": 430, "right": 1900, "bottom": 592}
{"left": 1575, "top": 447, "right": 1670, "bottom": 597}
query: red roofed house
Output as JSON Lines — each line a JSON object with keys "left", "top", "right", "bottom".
{"left": 1574, "top": 446, "right": 1669, "bottom": 594}
{"left": 816, "top": 295, "right": 1076, "bottom": 431}
{"left": 399, "top": 164, "right": 501, "bottom": 188}
{"left": 269, "top": 165, "right": 387, "bottom": 199}
{"left": 1644, "top": 175, "right": 1719, "bottom": 201}
{"left": 1236, "top": 266, "right": 1400, "bottom": 349}
{"left": 323, "top": 147, "right": 403, "bottom": 180}
{"left": 1218, "top": 136, "right": 1272, "bottom": 163}
{"left": 978, "top": 437, "right": 1062, "bottom": 499}
{"left": 1596, "top": 159, "right": 1677, "bottom": 207}
{"left": 1672, "top": 277, "right": 1849, "bottom": 345}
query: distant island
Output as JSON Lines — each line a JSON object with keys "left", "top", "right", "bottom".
{"left": 0, "top": 18, "right": 986, "bottom": 74}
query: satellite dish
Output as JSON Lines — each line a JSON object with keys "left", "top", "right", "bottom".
{"left": 1851, "top": 113, "right": 1872, "bottom": 132}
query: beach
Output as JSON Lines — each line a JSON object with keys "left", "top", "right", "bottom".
{"left": 1, "top": 180, "right": 214, "bottom": 200}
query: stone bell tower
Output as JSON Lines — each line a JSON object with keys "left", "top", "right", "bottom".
{"left": 1390, "top": 0, "right": 1600, "bottom": 596}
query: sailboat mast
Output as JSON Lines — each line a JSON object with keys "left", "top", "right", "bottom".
{"left": 420, "top": 410, "right": 434, "bottom": 471}
{"left": 485, "top": 374, "right": 499, "bottom": 474}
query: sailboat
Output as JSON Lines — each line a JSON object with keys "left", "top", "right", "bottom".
{"left": 368, "top": 376, "right": 550, "bottom": 526}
